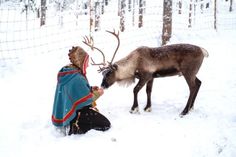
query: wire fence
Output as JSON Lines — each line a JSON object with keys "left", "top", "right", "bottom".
{"left": 0, "top": 0, "right": 236, "bottom": 69}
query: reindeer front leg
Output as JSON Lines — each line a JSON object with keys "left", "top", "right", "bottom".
{"left": 130, "top": 79, "right": 146, "bottom": 113}
{"left": 130, "top": 72, "right": 151, "bottom": 114}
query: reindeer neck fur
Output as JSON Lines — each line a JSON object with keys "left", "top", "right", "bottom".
{"left": 113, "top": 51, "right": 139, "bottom": 86}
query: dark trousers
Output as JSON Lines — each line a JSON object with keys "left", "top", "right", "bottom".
{"left": 69, "top": 106, "right": 111, "bottom": 135}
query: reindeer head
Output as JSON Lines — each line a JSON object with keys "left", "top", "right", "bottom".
{"left": 101, "top": 64, "right": 118, "bottom": 88}
{"left": 83, "top": 29, "right": 120, "bottom": 89}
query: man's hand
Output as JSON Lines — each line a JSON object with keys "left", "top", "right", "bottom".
{"left": 92, "top": 86, "right": 104, "bottom": 96}
{"left": 97, "top": 87, "right": 104, "bottom": 96}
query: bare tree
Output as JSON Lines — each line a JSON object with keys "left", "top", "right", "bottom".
{"left": 132, "top": 0, "right": 136, "bottom": 26}
{"left": 105, "top": 0, "right": 108, "bottom": 5}
{"left": 229, "top": 0, "right": 233, "bottom": 12}
{"left": 21, "top": 0, "right": 37, "bottom": 28}
{"left": 95, "top": 1, "right": 101, "bottom": 31}
{"left": 128, "top": 0, "right": 132, "bottom": 12}
{"left": 54, "top": 0, "right": 69, "bottom": 27}
{"left": 40, "top": 0, "right": 46, "bottom": 26}
{"left": 188, "top": 0, "right": 193, "bottom": 28}
{"left": 89, "top": 0, "right": 95, "bottom": 39}
{"left": 101, "top": 0, "right": 104, "bottom": 14}
{"left": 119, "top": 0, "right": 126, "bottom": 32}
{"left": 178, "top": 0, "right": 182, "bottom": 14}
{"left": 138, "top": 0, "right": 144, "bottom": 28}
{"left": 214, "top": 0, "right": 217, "bottom": 30}
{"left": 200, "top": 0, "right": 204, "bottom": 13}
{"left": 162, "top": 0, "right": 172, "bottom": 45}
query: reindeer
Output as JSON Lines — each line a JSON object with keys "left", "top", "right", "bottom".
{"left": 83, "top": 30, "right": 208, "bottom": 116}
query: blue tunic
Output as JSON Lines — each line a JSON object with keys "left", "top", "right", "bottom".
{"left": 52, "top": 67, "right": 93, "bottom": 127}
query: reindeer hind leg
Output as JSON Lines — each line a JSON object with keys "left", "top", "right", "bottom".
{"left": 181, "top": 74, "right": 200, "bottom": 116}
{"left": 189, "top": 77, "right": 201, "bottom": 109}
{"left": 144, "top": 79, "right": 154, "bottom": 112}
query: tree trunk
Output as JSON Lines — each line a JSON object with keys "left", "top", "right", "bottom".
{"left": 89, "top": 0, "right": 94, "bottom": 40}
{"left": 105, "top": 0, "right": 108, "bottom": 5}
{"left": 132, "top": 0, "right": 135, "bottom": 26}
{"left": 95, "top": 2, "right": 101, "bottom": 31}
{"left": 200, "top": 0, "right": 204, "bottom": 13}
{"left": 128, "top": 0, "right": 132, "bottom": 12}
{"left": 162, "top": 0, "right": 172, "bottom": 45}
{"left": 229, "top": 0, "right": 233, "bottom": 12}
{"left": 188, "top": 0, "right": 193, "bottom": 28}
{"left": 214, "top": 0, "right": 217, "bottom": 30}
{"left": 120, "top": 0, "right": 126, "bottom": 32}
{"left": 40, "top": 0, "right": 46, "bottom": 26}
{"left": 138, "top": 0, "right": 144, "bottom": 28}
{"left": 101, "top": 0, "right": 104, "bottom": 14}
{"left": 118, "top": 0, "right": 121, "bottom": 16}
{"left": 178, "top": 0, "right": 182, "bottom": 14}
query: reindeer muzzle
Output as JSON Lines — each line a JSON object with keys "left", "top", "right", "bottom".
{"left": 101, "top": 81, "right": 109, "bottom": 89}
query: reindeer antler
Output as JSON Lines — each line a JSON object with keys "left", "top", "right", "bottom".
{"left": 106, "top": 29, "right": 120, "bottom": 65}
{"left": 82, "top": 29, "right": 120, "bottom": 73}
{"left": 82, "top": 35, "right": 107, "bottom": 72}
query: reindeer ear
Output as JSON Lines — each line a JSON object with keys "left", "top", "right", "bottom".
{"left": 112, "top": 64, "right": 118, "bottom": 71}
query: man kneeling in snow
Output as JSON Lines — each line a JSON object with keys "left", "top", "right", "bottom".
{"left": 51, "top": 46, "right": 111, "bottom": 135}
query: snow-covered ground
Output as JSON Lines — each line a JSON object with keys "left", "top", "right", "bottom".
{"left": 1, "top": 30, "right": 236, "bottom": 157}
{"left": 1, "top": 0, "right": 236, "bottom": 157}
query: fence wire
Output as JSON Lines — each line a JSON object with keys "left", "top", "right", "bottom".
{"left": 0, "top": 0, "right": 236, "bottom": 69}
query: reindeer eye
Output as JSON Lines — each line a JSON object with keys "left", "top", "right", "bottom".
{"left": 102, "top": 70, "right": 108, "bottom": 76}
{"left": 102, "top": 69, "right": 111, "bottom": 76}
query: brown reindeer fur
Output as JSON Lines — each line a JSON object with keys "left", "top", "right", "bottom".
{"left": 101, "top": 43, "right": 208, "bottom": 115}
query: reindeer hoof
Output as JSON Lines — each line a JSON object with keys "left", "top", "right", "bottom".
{"left": 180, "top": 110, "right": 189, "bottom": 117}
{"left": 130, "top": 107, "right": 140, "bottom": 114}
{"left": 180, "top": 107, "right": 194, "bottom": 117}
{"left": 144, "top": 107, "right": 152, "bottom": 112}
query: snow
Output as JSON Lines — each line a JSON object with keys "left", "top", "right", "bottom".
{"left": 1, "top": 0, "right": 236, "bottom": 157}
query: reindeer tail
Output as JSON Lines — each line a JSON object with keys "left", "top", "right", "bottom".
{"left": 201, "top": 47, "right": 209, "bottom": 57}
